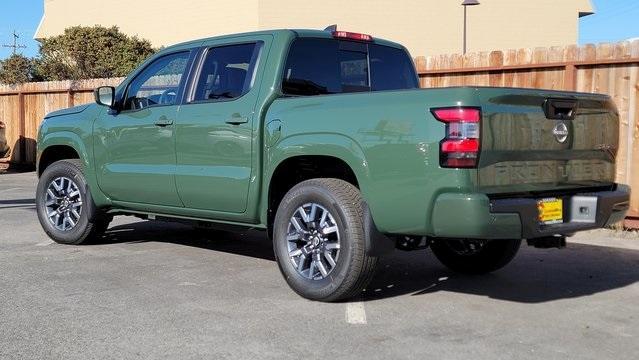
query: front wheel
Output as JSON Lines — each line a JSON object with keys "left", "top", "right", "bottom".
{"left": 430, "top": 238, "right": 521, "bottom": 274}
{"left": 36, "top": 159, "right": 111, "bottom": 245}
{"left": 273, "top": 179, "right": 378, "bottom": 302}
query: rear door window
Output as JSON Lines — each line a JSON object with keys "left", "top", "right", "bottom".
{"left": 191, "top": 42, "right": 263, "bottom": 102}
{"left": 282, "top": 38, "right": 417, "bottom": 96}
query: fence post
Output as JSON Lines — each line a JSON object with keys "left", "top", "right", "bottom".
{"left": 17, "top": 92, "right": 25, "bottom": 164}
{"left": 67, "top": 89, "right": 74, "bottom": 108}
{"left": 564, "top": 63, "right": 577, "bottom": 91}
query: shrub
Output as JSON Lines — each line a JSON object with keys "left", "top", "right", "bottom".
{"left": 36, "top": 25, "right": 156, "bottom": 80}
{"left": 0, "top": 54, "right": 39, "bottom": 84}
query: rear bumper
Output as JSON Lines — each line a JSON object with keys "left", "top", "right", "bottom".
{"left": 430, "top": 184, "right": 630, "bottom": 240}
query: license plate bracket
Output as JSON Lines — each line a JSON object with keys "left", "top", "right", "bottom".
{"left": 537, "top": 198, "right": 563, "bottom": 225}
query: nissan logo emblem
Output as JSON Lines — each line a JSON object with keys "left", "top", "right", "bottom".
{"left": 552, "top": 122, "right": 569, "bottom": 143}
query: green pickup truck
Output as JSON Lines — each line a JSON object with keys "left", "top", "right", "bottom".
{"left": 36, "top": 29, "right": 630, "bottom": 301}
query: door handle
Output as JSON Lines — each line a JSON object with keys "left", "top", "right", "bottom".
{"left": 154, "top": 116, "right": 173, "bottom": 127}
{"left": 225, "top": 114, "right": 249, "bottom": 125}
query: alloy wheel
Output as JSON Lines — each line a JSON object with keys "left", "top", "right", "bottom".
{"left": 286, "top": 203, "right": 341, "bottom": 280}
{"left": 45, "top": 177, "right": 83, "bottom": 231}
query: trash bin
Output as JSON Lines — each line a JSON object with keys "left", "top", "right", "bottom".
{"left": 0, "top": 120, "right": 10, "bottom": 158}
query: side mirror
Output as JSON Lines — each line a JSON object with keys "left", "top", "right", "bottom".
{"left": 94, "top": 86, "right": 116, "bottom": 108}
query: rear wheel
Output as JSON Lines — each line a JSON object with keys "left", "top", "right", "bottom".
{"left": 273, "top": 178, "right": 377, "bottom": 302}
{"left": 430, "top": 238, "right": 521, "bottom": 274}
{"left": 36, "top": 159, "right": 111, "bottom": 245}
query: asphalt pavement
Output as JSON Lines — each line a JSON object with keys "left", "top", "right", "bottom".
{"left": 1, "top": 171, "right": 638, "bottom": 360}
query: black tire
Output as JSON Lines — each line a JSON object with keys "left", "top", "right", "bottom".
{"left": 36, "top": 159, "right": 111, "bottom": 245}
{"left": 430, "top": 238, "right": 522, "bottom": 274}
{"left": 94, "top": 214, "right": 113, "bottom": 233}
{"left": 273, "top": 178, "right": 378, "bottom": 302}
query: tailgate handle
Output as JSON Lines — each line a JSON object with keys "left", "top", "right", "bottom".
{"left": 544, "top": 99, "right": 577, "bottom": 120}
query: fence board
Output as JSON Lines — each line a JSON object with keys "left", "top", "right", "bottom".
{"left": 630, "top": 42, "right": 639, "bottom": 217}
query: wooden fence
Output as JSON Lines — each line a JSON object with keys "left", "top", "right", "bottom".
{"left": 0, "top": 41, "right": 638, "bottom": 217}
{"left": 0, "top": 78, "right": 123, "bottom": 164}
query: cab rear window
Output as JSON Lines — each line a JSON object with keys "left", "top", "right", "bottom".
{"left": 282, "top": 38, "right": 418, "bottom": 96}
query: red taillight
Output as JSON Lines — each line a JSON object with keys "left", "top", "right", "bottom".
{"left": 432, "top": 108, "right": 480, "bottom": 123}
{"left": 431, "top": 107, "right": 481, "bottom": 168}
{"left": 441, "top": 139, "right": 479, "bottom": 153}
{"left": 332, "top": 31, "right": 373, "bottom": 42}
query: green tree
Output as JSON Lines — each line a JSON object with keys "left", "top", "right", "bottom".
{"left": 0, "top": 54, "right": 39, "bottom": 84}
{"left": 36, "top": 25, "right": 156, "bottom": 80}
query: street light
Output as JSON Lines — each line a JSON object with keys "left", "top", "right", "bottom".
{"left": 462, "top": 0, "right": 480, "bottom": 54}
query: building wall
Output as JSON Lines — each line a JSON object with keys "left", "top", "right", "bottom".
{"left": 36, "top": 0, "right": 259, "bottom": 48}
{"left": 36, "top": 0, "right": 593, "bottom": 57}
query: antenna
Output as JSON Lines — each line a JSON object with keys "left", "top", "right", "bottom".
{"left": 324, "top": 24, "right": 338, "bottom": 32}
{"left": 2, "top": 31, "right": 27, "bottom": 55}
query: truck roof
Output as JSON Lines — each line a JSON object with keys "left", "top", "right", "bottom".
{"left": 163, "top": 29, "right": 406, "bottom": 52}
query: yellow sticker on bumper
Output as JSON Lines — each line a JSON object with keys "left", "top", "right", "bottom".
{"left": 537, "top": 198, "right": 563, "bottom": 225}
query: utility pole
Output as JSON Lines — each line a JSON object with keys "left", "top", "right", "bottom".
{"left": 2, "top": 31, "right": 27, "bottom": 55}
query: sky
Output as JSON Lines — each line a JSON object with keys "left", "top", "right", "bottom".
{"left": 0, "top": 0, "right": 638, "bottom": 60}
{"left": 579, "top": 0, "right": 639, "bottom": 43}
{"left": 0, "top": 0, "right": 42, "bottom": 59}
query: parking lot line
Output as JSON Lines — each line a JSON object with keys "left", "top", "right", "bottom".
{"left": 345, "top": 302, "right": 367, "bottom": 325}
{"left": 35, "top": 239, "right": 55, "bottom": 247}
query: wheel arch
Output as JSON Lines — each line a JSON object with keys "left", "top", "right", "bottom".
{"left": 261, "top": 134, "right": 373, "bottom": 237}
{"left": 38, "top": 145, "right": 81, "bottom": 176}
{"left": 37, "top": 132, "right": 88, "bottom": 176}
{"left": 36, "top": 131, "right": 111, "bottom": 208}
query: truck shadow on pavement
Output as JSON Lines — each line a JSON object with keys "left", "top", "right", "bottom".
{"left": 99, "top": 220, "right": 639, "bottom": 304}
{"left": 365, "top": 243, "right": 639, "bottom": 303}
{"left": 99, "top": 219, "right": 276, "bottom": 261}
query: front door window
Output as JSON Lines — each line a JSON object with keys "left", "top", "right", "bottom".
{"left": 124, "top": 52, "right": 190, "bottom": 110}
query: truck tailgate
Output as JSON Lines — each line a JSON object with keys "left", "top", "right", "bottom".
{"left": 476, "top": 88, "right": 619, "bottom": 194}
